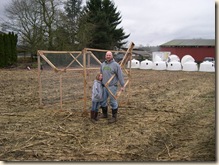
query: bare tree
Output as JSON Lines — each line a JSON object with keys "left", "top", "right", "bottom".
{"left": 2, "top": 0, "right": 63, "bottom": 54}
{"left": 37, "top": 0, "right": 62, "bottom": 50}
{"left": 3, "top": 0, "right": 44, "bottom": 55}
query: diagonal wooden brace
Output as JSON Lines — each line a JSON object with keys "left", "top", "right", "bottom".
{"left": 38, "top": 51, "right": 59, "bottom": 72}
{"left": 104, "top": 42, "right": 135, "bottom": 100}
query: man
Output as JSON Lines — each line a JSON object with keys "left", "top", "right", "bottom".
{"left": 100, "top": 51, "right": 125, "bottom": 123}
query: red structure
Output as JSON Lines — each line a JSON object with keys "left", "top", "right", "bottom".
{"left": 159, "top": 39, "right": 215, "bottom": 63}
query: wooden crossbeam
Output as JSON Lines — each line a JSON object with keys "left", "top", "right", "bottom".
{"left": 86, "top": 48, "right": 126, "bottom": 53}
{"left": 64, "top": 52, "right": 82, "bottom": 70}
{"left": 69, "top": 53, "right": 83, "bottom": 68}
{"left": 38, "top": 50, "right": 81, "bottom": 54}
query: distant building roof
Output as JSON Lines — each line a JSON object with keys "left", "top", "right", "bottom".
{"left": 132, "top": 50, "right": 151, "bottom": 56}
{"left": 122, "top": 48, "right": 151, "bottom": 56}
{"left": 160, "top": 39, "right": 215, "bottom": 47}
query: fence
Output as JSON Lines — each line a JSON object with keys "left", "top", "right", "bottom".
{"left": 37, "top": 43, "right": 135, "bottom": 115}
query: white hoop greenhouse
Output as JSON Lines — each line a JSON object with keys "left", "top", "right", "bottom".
{"left": 181, "top": 55, "right": 195, "bottom": 67}
{"left": 182, "top": 61, "right": 198, "bottom": 71}
{"left": 152, "top": 61, "right": 166, "bottom": 70}
{"left": 127, "top": 59, "right": 140, "bottom": 69}
{"left": 167, "top": 54, "right": 180, "bottom": 62}
{"left": 167, "top": 61, "right": 182, "bottom": 71}
{"left": 140, "top": 59, "right": 153, "bottom": 69}
{"left": 199, "top": 61, "right": 215, "bottom": 72}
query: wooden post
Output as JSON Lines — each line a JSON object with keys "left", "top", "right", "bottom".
{"left": 37, "top": 51, "right": 43, "bottom": 107}
{"left": 87, "top": 52, "right": 91, "bottom": 84}
{"left": 59, "top": 73, "right": 63, "bottom": 111}
{"left": 82, "top": 49, "right": 88, "bottom": 116}
{"left": 128, "top": 51, "right": 132, "bottom": 103}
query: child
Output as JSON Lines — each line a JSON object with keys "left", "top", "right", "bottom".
{"left": 91, "top": 73, "right": 103, "bottom": 122}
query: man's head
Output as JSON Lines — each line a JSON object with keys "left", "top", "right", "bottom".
{"left": 105, "top": 51, "right": 113, "bottom": 62}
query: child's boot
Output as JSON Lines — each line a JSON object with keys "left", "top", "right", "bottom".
{"left": 90, "top": 111, "right": 97, "bottom": 123}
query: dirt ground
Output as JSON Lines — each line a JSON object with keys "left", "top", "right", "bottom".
{"left": 0, "top": 68, "right": 215, "bottom": 161}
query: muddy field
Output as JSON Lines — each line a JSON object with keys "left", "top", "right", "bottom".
{"left": 0, "top": 68, "right": 215, "bottom": 161}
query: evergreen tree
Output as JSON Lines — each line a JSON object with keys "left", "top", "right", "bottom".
{"left": 8, "top": 32, "right": 13, "bottom": 65}
{"left": 11, "top": 32, "right": 18, "bottom": 63}
{"left": 0, "top": 34, "right": 5, "bottom": 67}
{"left": 3, "top": 34, "right": 11, "bottom": 66}
{"left": 83, "top": 0, "right": 129, "bottom": 49}
{"left": 0, "top": 32, "right": 18, "bottom": 67}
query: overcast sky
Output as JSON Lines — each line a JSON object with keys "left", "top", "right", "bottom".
{"left": 113, "top": 0, "right": 215, "bottom": 46}
{"left": 0, "top": 0, "right": 215, "bottom": 46}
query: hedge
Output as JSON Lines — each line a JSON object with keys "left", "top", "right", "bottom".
{"left": 0, "top": 32, "right": 18, "bottom": 67}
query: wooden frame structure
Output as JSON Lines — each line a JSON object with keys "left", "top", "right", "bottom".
{"left": 37, "top": 42, "right": 135, "bottom": 115}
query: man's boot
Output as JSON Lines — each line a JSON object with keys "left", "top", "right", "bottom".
{"left": 108, "top": 108, "right": 118, "bottom": 124}
{"left": 94, "top": 112, "right": 99, "bottom": 121}
{"left": 100, "top": 106, "right": 108, "bottom": 118}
